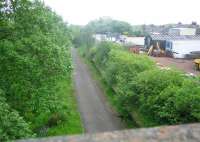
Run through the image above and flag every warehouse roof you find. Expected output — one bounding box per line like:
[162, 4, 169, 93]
[149, 34, 200, 41]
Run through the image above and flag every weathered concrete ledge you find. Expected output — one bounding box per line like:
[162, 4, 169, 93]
[17, 123, 200, 142]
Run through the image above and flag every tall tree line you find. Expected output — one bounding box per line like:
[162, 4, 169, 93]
[0, 0, 72, 141]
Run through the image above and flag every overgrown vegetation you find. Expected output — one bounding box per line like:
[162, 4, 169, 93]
[46, 79, 83, 136]
[0, 0, 82, 141]
[79, 41, 200, 127]
[0, 90, 33, 141]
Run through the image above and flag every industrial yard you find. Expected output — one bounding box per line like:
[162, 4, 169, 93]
[152, 57, 200, 75]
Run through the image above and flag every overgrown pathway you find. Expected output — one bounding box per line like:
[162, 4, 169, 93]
[72, 48, 124, 133]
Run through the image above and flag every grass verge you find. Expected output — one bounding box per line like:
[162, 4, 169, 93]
[47, 78, 83, 136]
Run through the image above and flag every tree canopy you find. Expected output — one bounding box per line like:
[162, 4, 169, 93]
[0, 0, 74, 140]
[85, 17, 134, 36]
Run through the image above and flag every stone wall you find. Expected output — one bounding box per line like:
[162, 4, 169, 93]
[17, 123, 200, 142]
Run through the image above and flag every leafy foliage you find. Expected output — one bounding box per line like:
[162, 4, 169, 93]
[0, 90, 33, 141]
[86, 17, 134, 36]
[0, 0, 82, 140]
[82, 41, 200, 126]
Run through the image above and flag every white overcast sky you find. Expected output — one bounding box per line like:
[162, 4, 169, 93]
[43, 0, 200, 25]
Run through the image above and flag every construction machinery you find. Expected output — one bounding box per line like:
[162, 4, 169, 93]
[147, 42, 165, 57]
[194, 59, 200, 70]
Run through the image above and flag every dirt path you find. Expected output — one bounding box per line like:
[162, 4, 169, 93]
[72, 48, 124, 133]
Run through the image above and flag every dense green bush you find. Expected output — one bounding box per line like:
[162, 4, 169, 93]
[133, 69, 186, 124]
[83, 41, 200, 126]
[93, 42, 115, 67]
[0, 90, 33, 141]
[0, 0, 75, 140]
[152, 78, 200, 124]
[105, 49, 155, 87]
[103, 49, 155, 117]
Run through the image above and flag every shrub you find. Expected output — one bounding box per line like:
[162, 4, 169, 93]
[135, 69, 183, 107]
[131, 69, 200, 125]
[104, 50, 155, 116]
[154, 79, 200, 124]
[82, 41, 200, 126]
[93, 42, 113, 67]
[47, 112, 67, 127]
[0, 0, 73, 138]
[0, 90, 33, 141]
[105, 49, 155, 87]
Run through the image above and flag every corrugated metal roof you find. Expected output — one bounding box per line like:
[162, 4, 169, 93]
[150, 34, 200, 41]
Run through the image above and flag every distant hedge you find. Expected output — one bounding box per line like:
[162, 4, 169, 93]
[82, 41, 200, 126]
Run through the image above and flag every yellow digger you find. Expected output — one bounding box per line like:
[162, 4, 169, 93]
[147, 42, 165, 57]
[194, 59, 200, 71]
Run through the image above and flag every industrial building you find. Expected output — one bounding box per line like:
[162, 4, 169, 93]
[145, 27, 200, 58]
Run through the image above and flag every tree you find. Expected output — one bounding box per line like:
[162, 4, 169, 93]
[0, 0, 73, 139]
[85, 17, 134, 36]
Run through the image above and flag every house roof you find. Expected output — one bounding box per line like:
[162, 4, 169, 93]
[150, 34, 200, 41]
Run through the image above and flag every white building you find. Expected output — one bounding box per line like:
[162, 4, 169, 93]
[169, 28, 196, 36]
[169, 40, 200, 58]
[93, 34, 107, 41]
[93, 34, 116, 42]
[145, 34, 200, 58]
[124, 37, 144, 46]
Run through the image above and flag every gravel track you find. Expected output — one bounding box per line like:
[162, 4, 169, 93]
[72, 48, 124, 133]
